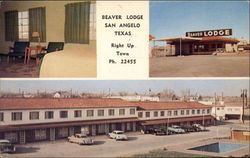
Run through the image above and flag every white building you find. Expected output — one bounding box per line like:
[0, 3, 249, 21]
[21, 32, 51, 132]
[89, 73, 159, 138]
[0, 98, 213, 144]
[211, 102, 243, 121]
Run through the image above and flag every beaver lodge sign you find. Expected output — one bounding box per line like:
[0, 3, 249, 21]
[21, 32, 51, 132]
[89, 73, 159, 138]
[186, 29, 232, 37]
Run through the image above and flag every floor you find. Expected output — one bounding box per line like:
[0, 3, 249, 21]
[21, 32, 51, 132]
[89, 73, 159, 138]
[0, 57, 39, 78]
[150, 54, 250, 77]
[3, 123, 249, 157]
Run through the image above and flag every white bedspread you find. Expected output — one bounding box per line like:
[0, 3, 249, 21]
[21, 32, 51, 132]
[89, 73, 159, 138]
[39, 47, 96, 78]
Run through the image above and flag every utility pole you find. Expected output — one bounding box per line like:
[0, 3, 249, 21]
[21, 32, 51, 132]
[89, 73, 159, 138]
[241, 89, 247, 124]
[214, 93, 217, 126]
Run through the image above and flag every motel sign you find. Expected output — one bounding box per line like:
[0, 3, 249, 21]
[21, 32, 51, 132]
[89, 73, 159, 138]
[186, 29, 232, 37]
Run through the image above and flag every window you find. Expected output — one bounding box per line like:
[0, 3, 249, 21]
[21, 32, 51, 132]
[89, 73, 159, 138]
[74, 110, 82, 118]
[192, 110, 195, 115]
[174, 110, 178, 116]
[4, 132, 18, 143]
[197, 110, 200, 114]
[154, 111, 158, 117]
[130, 109, 135, 115]
[29, 111, 39, 120]
[60, 111, 68, 118]
[18, 11, 29, 40]
[160, 111, 165, 117]
[146, 112, 150, 118]
[207, 109, 210, 114]
[119, 109, 125, 115]
[58, 127, 68, 138]
[181, 110, 184, 115]
[98, 109, 104, 116]
[108, 109, 115, 116]
[186, 110, 190, 115]
[167, 111, 172, 116]
[87, 110, 94, 117]
[202, 109, 205, 114]
[138, 112, 143, 118]
[228, 108, 232, 111]
[35, 129, 46, 140]
[89, 2, 96, 40]
[11, 112, 22, 121]
[0, 112, 3, 121]
[217, 108, 220, 110]
[45, 111, 54, 119]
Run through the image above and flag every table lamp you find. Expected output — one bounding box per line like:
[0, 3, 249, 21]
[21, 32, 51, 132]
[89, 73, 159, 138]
[32, 32, 40, 47]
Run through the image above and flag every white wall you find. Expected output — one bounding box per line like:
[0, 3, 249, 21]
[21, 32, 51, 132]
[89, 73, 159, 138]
[211, 106, 243, 120]
[0, 107, 137, 125]
[137, 108, 211, 120]
[0, 1, 96, 54]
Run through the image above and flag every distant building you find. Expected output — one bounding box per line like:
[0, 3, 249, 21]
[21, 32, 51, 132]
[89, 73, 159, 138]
[53, 91, 72, 98]
[109, 95, 160, 102]
[211, 102, 244, 121]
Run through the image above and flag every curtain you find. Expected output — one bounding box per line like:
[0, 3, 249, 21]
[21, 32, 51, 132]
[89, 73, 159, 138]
[65, 2, 90, 44]
[29, 7, 46, 42]
[5, 10, 18, 41]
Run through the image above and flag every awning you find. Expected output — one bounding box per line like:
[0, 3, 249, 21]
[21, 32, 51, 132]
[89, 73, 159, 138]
[0, 117, 139, 132]
[141, 116, 214, 126]
[153, 37, 202, 42]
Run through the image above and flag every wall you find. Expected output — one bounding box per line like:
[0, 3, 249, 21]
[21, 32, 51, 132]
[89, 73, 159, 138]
[137, 108, 211, 120]
[0, 1, 96, 54]
[0, 107, 137, 125]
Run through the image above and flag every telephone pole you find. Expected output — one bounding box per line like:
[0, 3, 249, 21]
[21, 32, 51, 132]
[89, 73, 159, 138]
[241, 89, 247, 124]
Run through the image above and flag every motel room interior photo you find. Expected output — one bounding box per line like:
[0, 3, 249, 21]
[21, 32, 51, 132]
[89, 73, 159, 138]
[0, 1, 96, 78]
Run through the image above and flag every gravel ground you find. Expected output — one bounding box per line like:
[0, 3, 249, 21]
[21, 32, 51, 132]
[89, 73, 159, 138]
[150, 54, 250, 77]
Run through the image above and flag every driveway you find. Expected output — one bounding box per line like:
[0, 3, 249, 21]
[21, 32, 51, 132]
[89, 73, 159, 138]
[3, 125, 233, 157]
[150, 54, 249, 77]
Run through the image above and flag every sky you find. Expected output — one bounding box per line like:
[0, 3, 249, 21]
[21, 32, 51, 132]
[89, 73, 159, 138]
[150, 1, 249, 42]
[0, 79, 248, 96]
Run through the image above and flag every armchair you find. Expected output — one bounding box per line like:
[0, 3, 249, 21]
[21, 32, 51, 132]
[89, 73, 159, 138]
[36, 42, 64, 65]
[5, 41, 30, 63]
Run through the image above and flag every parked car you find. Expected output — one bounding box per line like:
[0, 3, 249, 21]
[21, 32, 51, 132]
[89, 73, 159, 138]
[192, 124, 206, 132]
[180, 125, 196, 132]
[108, 130, 128, 140]
[0, 139, 15, 153]
[68, 133, 94, 145]
[168, 125, 185, 134]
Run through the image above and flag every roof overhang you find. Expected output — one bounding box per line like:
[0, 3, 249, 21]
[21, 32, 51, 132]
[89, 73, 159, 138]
[141, 116, 214, 126]
[153, 37, 202, 42]
[0, 117, 140, 132]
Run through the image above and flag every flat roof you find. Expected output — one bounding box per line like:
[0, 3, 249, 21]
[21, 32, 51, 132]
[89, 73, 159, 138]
[153, 37, 202, 42]
[153, 36, 239, 43]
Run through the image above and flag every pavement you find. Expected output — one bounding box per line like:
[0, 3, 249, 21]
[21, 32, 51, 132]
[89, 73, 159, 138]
[2, 122, 249, 157]
[150, 54, 250, 77]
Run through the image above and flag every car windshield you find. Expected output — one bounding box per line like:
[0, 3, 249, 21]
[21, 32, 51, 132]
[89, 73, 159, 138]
[116, 132, 124, 134]
[78, 135, 87, 138]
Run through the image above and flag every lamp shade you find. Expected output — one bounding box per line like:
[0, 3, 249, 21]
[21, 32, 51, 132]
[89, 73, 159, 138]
[32, 32, 40, 38]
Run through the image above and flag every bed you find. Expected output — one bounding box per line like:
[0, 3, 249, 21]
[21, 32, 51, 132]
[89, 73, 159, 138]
[39, 47, 96, 78]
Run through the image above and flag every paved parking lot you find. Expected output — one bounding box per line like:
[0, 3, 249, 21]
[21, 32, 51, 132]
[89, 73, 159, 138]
[150, 54, 249, 77]
[2, 124, 236, 157]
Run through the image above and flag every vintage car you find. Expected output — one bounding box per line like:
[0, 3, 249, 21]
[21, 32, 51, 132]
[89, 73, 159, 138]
[0, 139, 16, 153]
[68, 133, 94, 145]
[192, 124, 206, 132]
[167, 125, 185, 134]
[180, 125, 196, 132]
[108, 130, 128, 140]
